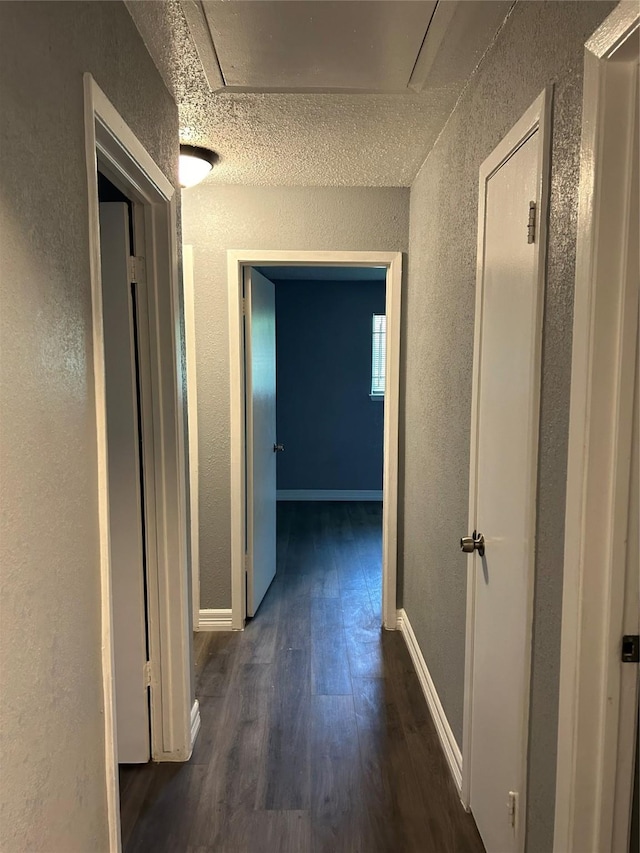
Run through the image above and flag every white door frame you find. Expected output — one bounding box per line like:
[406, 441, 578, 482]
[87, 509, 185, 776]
[84, 75, 195, 852]
[462, 88, 552, 848]
[554, 6, 640, 852]
[228, 250, 402, 631]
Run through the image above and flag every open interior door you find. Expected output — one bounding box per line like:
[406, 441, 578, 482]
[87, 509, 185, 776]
[99, 201, 150, 763]
[245, 267, 277, 617]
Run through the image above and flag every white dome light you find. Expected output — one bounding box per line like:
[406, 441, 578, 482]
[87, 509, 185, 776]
[179, 145, 219, 188]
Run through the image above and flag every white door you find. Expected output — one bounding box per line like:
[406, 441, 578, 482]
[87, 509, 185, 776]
[466, 114, 546, 852]
[245, 268, 277, 616]
[99, 202, 150, 763]
[183, 245, 201, 628]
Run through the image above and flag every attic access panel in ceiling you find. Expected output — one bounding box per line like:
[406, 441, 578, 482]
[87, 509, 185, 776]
[182, 0, 438, 93]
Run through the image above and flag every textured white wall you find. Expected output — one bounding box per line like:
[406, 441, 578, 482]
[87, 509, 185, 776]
[404, 2, 617, 851]
[0, 3, 179, 850]
[182, 186, 409, 608]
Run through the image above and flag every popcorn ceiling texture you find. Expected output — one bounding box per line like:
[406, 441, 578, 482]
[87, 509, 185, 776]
[0, 3, 180, 850]
[404, 2, 616, 851]
[182, 185, 409, 608]
[125, 0, 513, 187]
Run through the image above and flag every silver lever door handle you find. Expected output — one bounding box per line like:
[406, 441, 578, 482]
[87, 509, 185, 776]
[273, 443, 285, 452]
[460, 530, 485, 557]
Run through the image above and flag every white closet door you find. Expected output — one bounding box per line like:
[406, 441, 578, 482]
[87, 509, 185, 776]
[99, 202, 150, 763]
[468, 130, 541, 852]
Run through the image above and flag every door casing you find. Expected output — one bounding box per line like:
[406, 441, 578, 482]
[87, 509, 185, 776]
[554, 6, 640, 851]
[462, 88, 552, 852]
[84, 75, 195, 852]
[228, 250, 402, 631]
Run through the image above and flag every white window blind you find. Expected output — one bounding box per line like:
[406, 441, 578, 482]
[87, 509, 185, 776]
[371, 314, 386, 397]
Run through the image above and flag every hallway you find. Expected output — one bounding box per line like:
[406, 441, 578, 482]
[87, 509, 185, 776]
[120, 502, 484, 852]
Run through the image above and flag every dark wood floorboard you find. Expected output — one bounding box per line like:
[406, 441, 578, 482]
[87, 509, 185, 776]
[120, 501, 484, 853]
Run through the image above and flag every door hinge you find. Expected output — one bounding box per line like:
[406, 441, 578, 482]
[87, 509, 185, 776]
[143, 660, 152, 688]
[507, 791, 519, 830]
[527, 201, 536, 244]
[622, 635, 640, 663]
[128, 255, 146, 284]
[242, 296, 247, 316]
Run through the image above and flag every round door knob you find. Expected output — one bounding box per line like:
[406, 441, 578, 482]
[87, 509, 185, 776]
[460, 530, 485, 557]
[273, 443, 285, 452]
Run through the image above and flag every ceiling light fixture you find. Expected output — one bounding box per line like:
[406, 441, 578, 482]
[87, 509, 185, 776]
[179, 145, 219, 188]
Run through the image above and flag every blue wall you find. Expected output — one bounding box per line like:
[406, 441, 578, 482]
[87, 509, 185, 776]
[274, 278, 385, 491]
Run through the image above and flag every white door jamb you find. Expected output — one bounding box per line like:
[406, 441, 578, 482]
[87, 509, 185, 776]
[227, 250, 402, 632]
[84, 74, 194, 852]
[554, 7, 640, 852]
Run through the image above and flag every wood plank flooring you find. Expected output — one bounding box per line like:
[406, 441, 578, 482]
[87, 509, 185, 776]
[119, 502, 484, 853]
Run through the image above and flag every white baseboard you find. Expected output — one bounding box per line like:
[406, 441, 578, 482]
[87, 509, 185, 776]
[190, 699, 201, 751]
[276, 489, 383, 501]
[197, 608, 233, 631]
[397, 608, 463, 793]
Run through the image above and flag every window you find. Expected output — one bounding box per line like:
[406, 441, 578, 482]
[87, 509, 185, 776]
[370, 313, 386, 399]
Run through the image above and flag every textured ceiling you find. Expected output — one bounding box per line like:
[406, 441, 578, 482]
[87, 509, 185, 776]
[125, 0, 514, 187]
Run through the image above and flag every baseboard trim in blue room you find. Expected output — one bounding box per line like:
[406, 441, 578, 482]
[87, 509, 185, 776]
[276, 490, 383, 501]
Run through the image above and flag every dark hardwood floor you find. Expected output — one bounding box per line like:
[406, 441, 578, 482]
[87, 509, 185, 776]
[119, 502, 484, 853]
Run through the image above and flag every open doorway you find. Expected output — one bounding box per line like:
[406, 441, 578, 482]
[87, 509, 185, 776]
[84, 74, 195, 848]
[244, 265, 386, 630]
[228, 251, 402, 632]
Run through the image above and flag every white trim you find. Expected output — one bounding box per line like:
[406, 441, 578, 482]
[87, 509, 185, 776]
[408, 0, 459, 92]
[183, 245, 200, 629]
[276, 489, 383, 502]
[179, 0, 225, 92]
[83, 74, 122, 853]
[190, 699, 201, 751]
[197, 609, 234, 631]
[84, 73, 192, 850]
[228, 250, 402, 632]
[554, 7, 640, 852]
[462, 88, 552, 851]
[397, 609, 463, 793]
